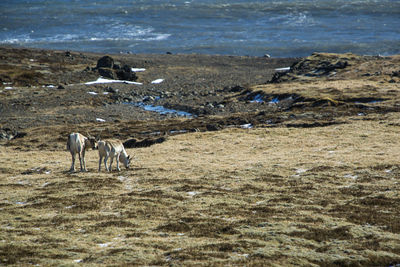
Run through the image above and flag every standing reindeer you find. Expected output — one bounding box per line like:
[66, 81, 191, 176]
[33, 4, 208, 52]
[66, 132, 97, 172]
[97, 139, 131, 172]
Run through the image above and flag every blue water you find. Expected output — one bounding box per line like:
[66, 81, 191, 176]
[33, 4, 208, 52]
[126, 102, 194, 117]
[1, 0, 399, 57]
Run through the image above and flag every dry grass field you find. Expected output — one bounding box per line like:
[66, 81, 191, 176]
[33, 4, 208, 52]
[2, 113, 400, 266]
[1, 49, 400, 266]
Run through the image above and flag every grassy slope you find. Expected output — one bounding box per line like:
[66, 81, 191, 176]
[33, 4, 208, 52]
[1, 114, 400, 266]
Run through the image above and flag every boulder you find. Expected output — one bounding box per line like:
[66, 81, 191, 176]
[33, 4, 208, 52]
[95, 56, 138, 81]
[116, 65, 137, 81]
[96, 56, 114, 69]
[97, 68, 116, 79]
[0, 129, 26, 140]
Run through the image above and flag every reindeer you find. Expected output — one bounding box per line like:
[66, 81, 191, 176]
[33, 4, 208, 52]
[97, 139, 131, 172]
[66, 132, 96, 172]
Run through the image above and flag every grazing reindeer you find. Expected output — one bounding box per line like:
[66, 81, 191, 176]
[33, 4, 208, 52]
[67, 132, 96, 172]
[97, 139, 131, 172]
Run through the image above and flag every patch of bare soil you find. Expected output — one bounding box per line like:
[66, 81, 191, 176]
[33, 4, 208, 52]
[1, 46, 400, 266]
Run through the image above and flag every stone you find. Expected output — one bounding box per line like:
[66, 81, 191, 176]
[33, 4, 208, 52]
[105, 86, 118, 93]
[96, 56, 114, 69]
[143, 96, 154, 102]
[206, 124, 221, 131]
[116, 65, 137, 81]
[97, 68, 115, 79]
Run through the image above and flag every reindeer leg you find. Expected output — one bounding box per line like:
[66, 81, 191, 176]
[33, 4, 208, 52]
[108, 153, 114, 172]
[98, 155, 102, 172]
[104, 156, 109, 171]
[78, 153, 83, 172]
[104, 153, 110, 171]
[82, 150, 87, 172]
[116, 153, 121, 172]
[70, 152, 76, 172]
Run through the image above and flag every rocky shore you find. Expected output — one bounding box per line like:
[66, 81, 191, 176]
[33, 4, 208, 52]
[0, 46, 297, 147]
[1, 46, 399, 149]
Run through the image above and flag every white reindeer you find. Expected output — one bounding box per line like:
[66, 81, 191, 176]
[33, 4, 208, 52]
[97, 139, 131, 172]
[66, 132, 96, 172]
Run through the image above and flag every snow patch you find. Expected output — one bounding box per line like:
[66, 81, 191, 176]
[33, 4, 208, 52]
[131, 68, 146, 72]
[151, 79, 164, 84]
[85, 77, 142, 85]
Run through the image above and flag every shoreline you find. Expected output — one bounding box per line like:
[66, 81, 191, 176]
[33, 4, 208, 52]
[0, 44, 300, 59]
[1, 46, 399, 134]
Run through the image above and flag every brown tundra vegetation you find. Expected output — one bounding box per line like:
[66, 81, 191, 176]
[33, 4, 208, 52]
[1, 47, 400, 266]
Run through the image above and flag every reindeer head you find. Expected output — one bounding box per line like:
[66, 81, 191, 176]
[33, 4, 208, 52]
[85, 136, 97, 150]
[126, 155, 132, 169]
[119, 154, 132, 169]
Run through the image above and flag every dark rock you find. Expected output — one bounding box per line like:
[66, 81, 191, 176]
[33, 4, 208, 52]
[21, 167, 50, 175]
[0, 129, 26, 140]
[0, 74, 12, 84]
[57, 85, 65, 90]
[269, 53, 357, 83]
[123, 96, 133, 102]
[123, 137, 167, 148]
[116, 65, 137, 81]
[286, 121, 342, 128]
[105, 86, 118, 93]
[98, 68, 116, 79]
[109, 94, 122, 101]
[206, 124, 221, 131]
[97, 56, 114, 69]
[229, 85, 245, 92]
[13, 132, 27, 139]
[143, 96, 154, 102]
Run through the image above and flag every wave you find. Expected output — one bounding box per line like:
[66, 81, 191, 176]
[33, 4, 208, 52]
[0, 25, 170, 45]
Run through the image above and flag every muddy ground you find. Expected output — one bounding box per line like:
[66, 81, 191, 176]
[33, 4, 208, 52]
[1, 46, 400, 266]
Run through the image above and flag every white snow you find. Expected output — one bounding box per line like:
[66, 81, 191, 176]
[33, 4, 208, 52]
[131, 68, 146, 72]
[151, 79, 164, 84]
[275, 67, 291, 71]
[98, 242, 113, 248]
[85, 77, 142, 85]
[240, 123, 253, 129]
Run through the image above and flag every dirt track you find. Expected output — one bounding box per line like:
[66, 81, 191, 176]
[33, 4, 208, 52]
[1, 47, 400, 266]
